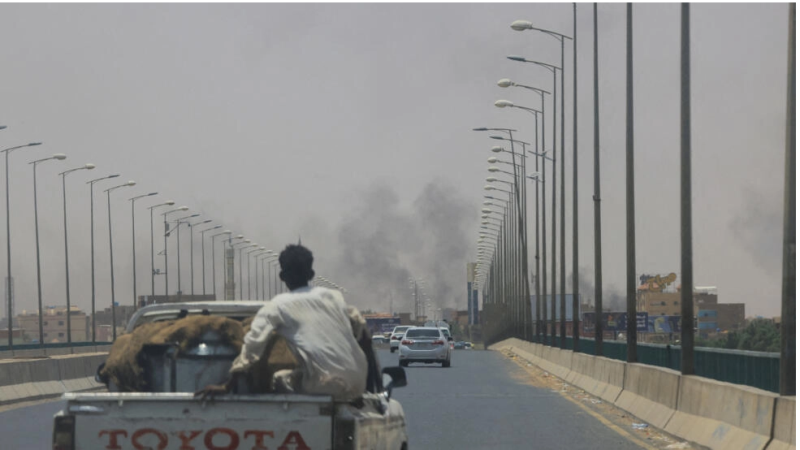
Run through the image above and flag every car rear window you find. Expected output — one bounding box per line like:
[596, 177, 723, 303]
[405, 329, 441, 338]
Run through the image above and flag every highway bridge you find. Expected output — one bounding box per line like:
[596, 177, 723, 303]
[0, 341, 793, 450]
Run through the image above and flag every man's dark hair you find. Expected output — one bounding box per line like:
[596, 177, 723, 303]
[279, 244, 315, 288]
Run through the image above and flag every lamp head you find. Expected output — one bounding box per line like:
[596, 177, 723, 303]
[510, 20, 533, 31]
[53, 153, 67, 160]
[494, 99, 514, 108]
[85, 163, 96, 170]
[497, 78, 514, 88]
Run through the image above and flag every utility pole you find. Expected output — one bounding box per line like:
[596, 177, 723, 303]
[625, 2, 638, 363]
[593, 2, 604, 356]
[572, 1, 580, 352]
[679, 3, 695, 375]
[779, 2, 795, 397]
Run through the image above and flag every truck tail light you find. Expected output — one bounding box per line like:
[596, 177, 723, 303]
[53, 415, 75, 450]
[432, 340, 445, 346]
[391, 335, 401, 340]
[401, 339, 414, 345]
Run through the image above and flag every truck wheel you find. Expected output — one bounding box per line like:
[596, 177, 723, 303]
[442, 360, 451, 368]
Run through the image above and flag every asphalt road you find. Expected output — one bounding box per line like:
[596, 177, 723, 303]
[2, 348, 647, 449]
[377, 347, 646, 450]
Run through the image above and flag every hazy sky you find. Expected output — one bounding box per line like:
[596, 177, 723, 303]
[0, 2, 790, 319]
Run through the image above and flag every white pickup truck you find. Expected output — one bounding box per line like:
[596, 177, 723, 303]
[52, 301, 409, 450]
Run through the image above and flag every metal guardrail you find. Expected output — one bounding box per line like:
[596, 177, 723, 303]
[534, 336, 780, 393]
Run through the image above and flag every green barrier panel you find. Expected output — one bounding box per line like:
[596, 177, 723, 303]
[522, 335, 779, 393]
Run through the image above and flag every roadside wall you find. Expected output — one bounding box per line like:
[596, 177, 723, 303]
[490, 338, 793, 450]
[0, 353, 106, 405]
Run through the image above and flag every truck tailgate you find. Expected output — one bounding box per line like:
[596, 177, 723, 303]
[62, 392, 333, 450]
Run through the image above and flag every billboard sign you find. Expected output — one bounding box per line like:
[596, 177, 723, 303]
[581, 312, 649, 333]
[647, 315, 682, 333]
[365, 317, 401, 336]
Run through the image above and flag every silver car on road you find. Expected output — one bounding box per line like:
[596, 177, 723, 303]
[398, 326, 452, 367]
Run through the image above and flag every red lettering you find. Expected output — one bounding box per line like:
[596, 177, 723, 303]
[204, 427, 240, 450]
[244, 430, 275, 450]
[277, 431, 310, 450]
[131, 428, 169, 450]
[99, 430, 128, 450]
[175, 430, 202, 450]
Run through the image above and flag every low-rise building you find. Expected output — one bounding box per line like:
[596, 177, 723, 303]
[16, 306, 89, 343]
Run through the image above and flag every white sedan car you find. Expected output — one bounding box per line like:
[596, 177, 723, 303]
[398, 326, 452, 368]
[389, 325, 412, 353]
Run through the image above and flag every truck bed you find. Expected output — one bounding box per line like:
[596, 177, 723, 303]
[60, 392, 334, 450]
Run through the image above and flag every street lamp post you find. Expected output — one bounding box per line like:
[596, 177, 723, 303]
[59, 163, 95, 343]
[269, 259, 280, 297]
[30, 153, 66, 345]
[231, 240, 252, 299]
[261, 253, 275, 300]
[511, 20, 573, 349]
[88, 173, 120, 343]
[489, 134, 531, 341]
[243, 245, 260, 299]
[3, 141, 42, 346]
[171, 213, 200, 295]
[162, 206, 189, 298]
[251, 248, 267, 299]
[147, 201, 175, 299]
[227, 236, 245, 300]
[625, 3, 638, 363]
[592, 3, 604, 355]
[129, 192, 158, 310]
[104, 180, 136, 341]
[199, 225, 222, 296]
[210, 230, 231, 299]
[506, 55, 561, 345]
[187, 219, 211, 296]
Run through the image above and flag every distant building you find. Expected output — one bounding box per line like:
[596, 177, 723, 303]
[637, 291, 682, 316]
[16, 306, 89, 343]
[456, 310, 469, 328]
[0, 328, 25, 346]
[397, 312, 412, 325]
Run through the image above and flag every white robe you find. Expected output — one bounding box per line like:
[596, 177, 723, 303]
[230, 286, 368, 401]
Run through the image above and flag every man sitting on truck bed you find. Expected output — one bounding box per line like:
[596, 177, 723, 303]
[198, 244, 368, 401]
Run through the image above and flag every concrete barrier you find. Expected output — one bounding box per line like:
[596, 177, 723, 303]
[565, 352, 624, 404]
[766, 396, 795, 450]
[538, 346, 572, 380]
[489, 340, 794, 450]
[0, 353, 106, 405]
[614, 363, 680, 429]
[665, 375, 777, 450]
